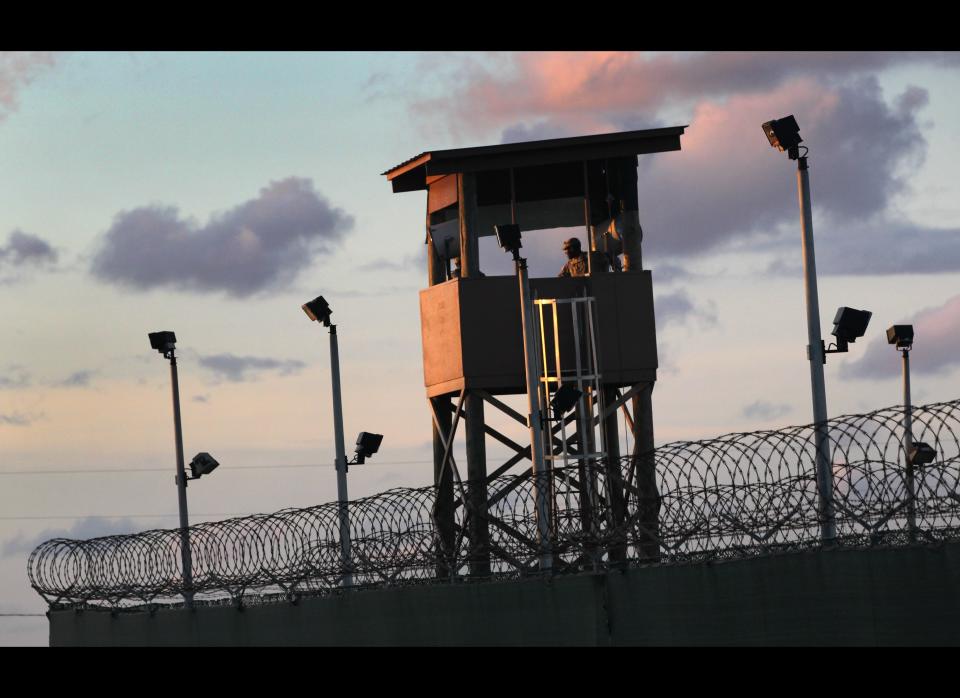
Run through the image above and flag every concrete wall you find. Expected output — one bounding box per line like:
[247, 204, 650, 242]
[49, 543, 960, 646]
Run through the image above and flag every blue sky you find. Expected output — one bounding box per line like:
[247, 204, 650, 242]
[2, 51, 959, 645]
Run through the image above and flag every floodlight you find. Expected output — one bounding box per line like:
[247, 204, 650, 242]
[886, 324, 914, 350]
[428, 219, 461, 260]
[302, 296, 332, 326]
[832, 307, 872, 345]
[909, 441, 937, 466]
[494, 224, 523, 257]
[550, 384, 582, 415]
[354, 431, 383, 464]
[189, 452, 219, 478]
[762, 115, 803, 158]
[148, 331, 177, 355]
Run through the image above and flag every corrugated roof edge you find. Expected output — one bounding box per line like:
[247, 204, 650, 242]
[381, 125, 688, 179]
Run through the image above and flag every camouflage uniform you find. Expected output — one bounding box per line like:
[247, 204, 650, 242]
[559, 251, 609, 277]
[559, 252, 590, 277]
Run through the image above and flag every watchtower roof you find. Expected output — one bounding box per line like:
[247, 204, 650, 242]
[382, 126, 687, 193]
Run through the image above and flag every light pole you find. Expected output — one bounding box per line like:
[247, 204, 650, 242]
[764, 118, 872, 545]
[888, 324, 917, 540]
[763, 115, 840, 543]
[148, 332, 222, 607]
[494, 224, 552, 571]
[149, 330, 226, 608]
[302, 296, 355, 587]
[147, 330, 193, 606]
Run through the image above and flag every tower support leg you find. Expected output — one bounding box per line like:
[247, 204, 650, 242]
[602, 385, 627, 565]
[432, 395, 455, 578]
[464, 392, 490, 577]
[632, 383, 660, 561]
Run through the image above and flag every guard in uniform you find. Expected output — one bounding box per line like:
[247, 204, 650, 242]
[559, 237, 607, 276]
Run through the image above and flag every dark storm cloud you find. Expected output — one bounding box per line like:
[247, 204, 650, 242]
[198, 353, 306, 383]
[90, 177, 354, 298]
[0, 230, 58, 267]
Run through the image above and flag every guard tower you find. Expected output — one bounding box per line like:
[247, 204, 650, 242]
[383, 127, 686, 576]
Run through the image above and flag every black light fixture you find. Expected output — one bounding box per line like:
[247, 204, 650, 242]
[188, 452, 220, 479]
[827, 306, 872, 354]
[148, 331, 177, 357]
[887, 324, 914, 350]
[494, 223, 523, 260]
[909, 441, 937, 466]
[550, 384, 582, 416]
[302, 295, 332, 327]
[762, 115, 803, 159]
[353, 431, 383, 465]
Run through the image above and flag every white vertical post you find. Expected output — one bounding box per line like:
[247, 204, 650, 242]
[796, 155, 836, 543]
[169, 353, 194, 608]
[328, 325, 354, 587]
[902, 349, 917, 540]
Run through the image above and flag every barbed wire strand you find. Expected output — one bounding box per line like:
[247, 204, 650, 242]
[26, 400, 960, 610]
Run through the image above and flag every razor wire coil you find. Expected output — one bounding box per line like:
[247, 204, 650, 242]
[28, 400, 960, 608]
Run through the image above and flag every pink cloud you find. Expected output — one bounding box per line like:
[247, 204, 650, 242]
[0, 52, 56, 121]
[844, 294, 960, 379]
[410, 53, 941, 266]
[636, 78, 844, 254]
[409, 51, 956, 141]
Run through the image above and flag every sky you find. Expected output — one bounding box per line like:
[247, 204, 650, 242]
[1, 51, 959, 645]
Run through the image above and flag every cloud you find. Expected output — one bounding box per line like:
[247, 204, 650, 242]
[198, 353, 306, 382]
[500, 119, 580, 144]
[90, 177, 354, 298]
[337, 284, 419, 298]
[816, 220, 960, 276]
[56, 370, 96, 388]
[0, 230, 58, 267]
[0, 367, 30, 390]
[655, 290, 717, 328]
[636, 76, 930, 259]
[651, 263, 694, 284]
[842, 294, 960, 380]
[193, 394, 210, 403]
[742, 401, 793, 421]
[0, 52, 56, 122]
[0, 411, 37, 427]
[357, 249, 425, 272]
[411, 52, 958, 140]
[2, 517, 141, 558]
[407, 52, 954, 275]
